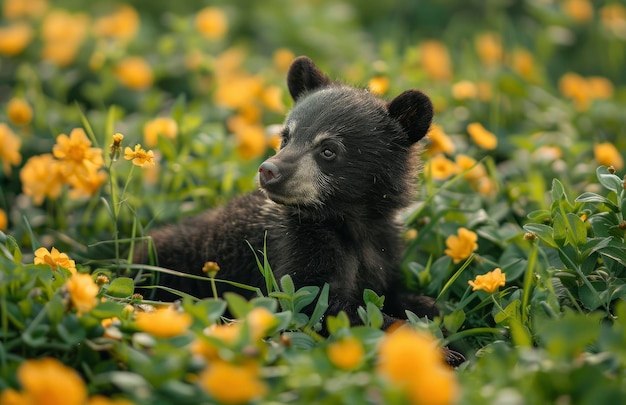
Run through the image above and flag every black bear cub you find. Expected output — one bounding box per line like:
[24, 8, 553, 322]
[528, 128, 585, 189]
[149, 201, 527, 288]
[138, 56, 463, 364]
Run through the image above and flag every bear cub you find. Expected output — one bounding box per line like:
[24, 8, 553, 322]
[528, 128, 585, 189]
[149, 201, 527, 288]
[138, 56, 463, 364]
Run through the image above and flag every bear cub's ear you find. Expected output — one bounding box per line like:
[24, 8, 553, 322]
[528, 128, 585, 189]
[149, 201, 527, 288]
[387, 90, 433, 144]
[287, 56, 332, 101]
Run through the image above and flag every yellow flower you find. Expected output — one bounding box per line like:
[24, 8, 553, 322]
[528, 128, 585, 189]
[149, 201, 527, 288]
[234, 124, 267, 160]
[261, 85, 286, 113]
[327, 337, 365, 370]
[214, 75, 264, 110]
[0, 388, 26, 405]
[455, 154, 487, 182]
[67, 165, 108, 199]
[475, 32, 503, 67]
[444, 227, 478, 263]
[247, 307, 278, 341]
[0, 123, 22, 175]
[273, 48, 295, 72]
[7, 97, 33, 126]
[16, 358, 87, 405]
[420, 40, 452, 81]
[110, 133, 124, 161]
[468, 267, 506, 293]
[559, 72, 588, 109]
[143, 117, 178, 147]
[124, 144, 155, 167]
[53, 128, 104, 178]
[193, 323, 243, 360]
[93, 5, 140, 43]
[66, 273, 100, 315]
[594, 142, 624, 170]
[115, 56, 154, 90]
[198, 361, 267, 404]
[451, 80, 477, 100]
[0, 22, 33, 56]
[467, 122, 498, 150]
[562, 0, 594, 22]
[426, 124, 455, 155]
[206, 323, 241, 344]
[587, 76, 614, 99]
[427, 154, 459, 181]
[2, 0, 48, 19]
[135, 307, 192, 338]
[511, 48, 538, 82]
[377, 327, 459, 405]
[0, 208, 7, 231]
[368, 76, 390, 95]
[40, 10, 89, 66]
[41, 10, 89, 43]
[600, 3, 626, 37]
[213, 47, 245, 76]
[558, 72, 616, 109]
[34, 246, 77, 273]
[195, 7, 228, 40]
[20, 154, 64, 205]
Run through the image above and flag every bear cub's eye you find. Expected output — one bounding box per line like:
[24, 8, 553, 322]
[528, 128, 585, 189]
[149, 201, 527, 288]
[279, 127, 290, 149]
[320, 148, 336, 160]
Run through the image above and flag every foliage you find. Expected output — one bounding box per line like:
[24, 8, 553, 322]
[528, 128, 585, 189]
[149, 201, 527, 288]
[1, 0, 626, 404]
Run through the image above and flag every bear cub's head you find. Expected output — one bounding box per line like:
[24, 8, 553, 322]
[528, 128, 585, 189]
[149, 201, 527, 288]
[258, 56, 433, 218]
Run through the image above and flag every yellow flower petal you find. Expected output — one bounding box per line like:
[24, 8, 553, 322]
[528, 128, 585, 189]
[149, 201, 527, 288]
[467, 122, 497, 150]
[468, 267, 506, 293]
[444, 228, 478, 263]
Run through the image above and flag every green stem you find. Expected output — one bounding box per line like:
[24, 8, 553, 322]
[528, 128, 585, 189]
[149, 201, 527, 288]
[521, 242, 538, 326]
[442, 327, 505, 345]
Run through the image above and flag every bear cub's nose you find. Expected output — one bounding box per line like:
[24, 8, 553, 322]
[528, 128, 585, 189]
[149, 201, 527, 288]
[258, 161, 281, 186]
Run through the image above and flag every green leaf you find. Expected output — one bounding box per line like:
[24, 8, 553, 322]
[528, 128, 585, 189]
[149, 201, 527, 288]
[596, 166, 624, 193]
[588, 213, 620, 238]
[535, 310, 604, 359]
[250, 297, 278, 313]
[578, 282, 606, 310]
[293, 286, 320, 313]
[600, 245, 626, 268]
[366, 301, 383, 329]
[566, 213, 587, 248]
[443, 309, 466, 333]
[553, 213, 567, 246]
[363, 289, 385, 309]
[581, 237, 613, 259]
[526, 209, 551, 222]
[575, 192, 620, 212]
[551, 178, 567, 203]
[224, 292, 251, 319]
[523, 223, 557, 248]
[282, 331, 317, 349]
[91, 300, 125, 319]
[22, 324, 50, 347]
[57, 314, 86, 345]
[494, 299, 520, 324]
[280, 274, 295, 296]
[202, 299, 227, 323]
[106, 277, 135, 298]
[326, 311, 350, 334]
[306, 283, 329, 328]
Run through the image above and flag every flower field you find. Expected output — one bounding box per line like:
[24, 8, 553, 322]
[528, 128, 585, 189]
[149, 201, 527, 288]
[1, 0, 626, 404]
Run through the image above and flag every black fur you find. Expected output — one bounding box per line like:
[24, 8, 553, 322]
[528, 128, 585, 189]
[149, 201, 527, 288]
[136, 56, 463, 365]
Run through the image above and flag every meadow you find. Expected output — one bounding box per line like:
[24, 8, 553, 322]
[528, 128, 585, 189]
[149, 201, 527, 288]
[1, 0, 626, 404]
